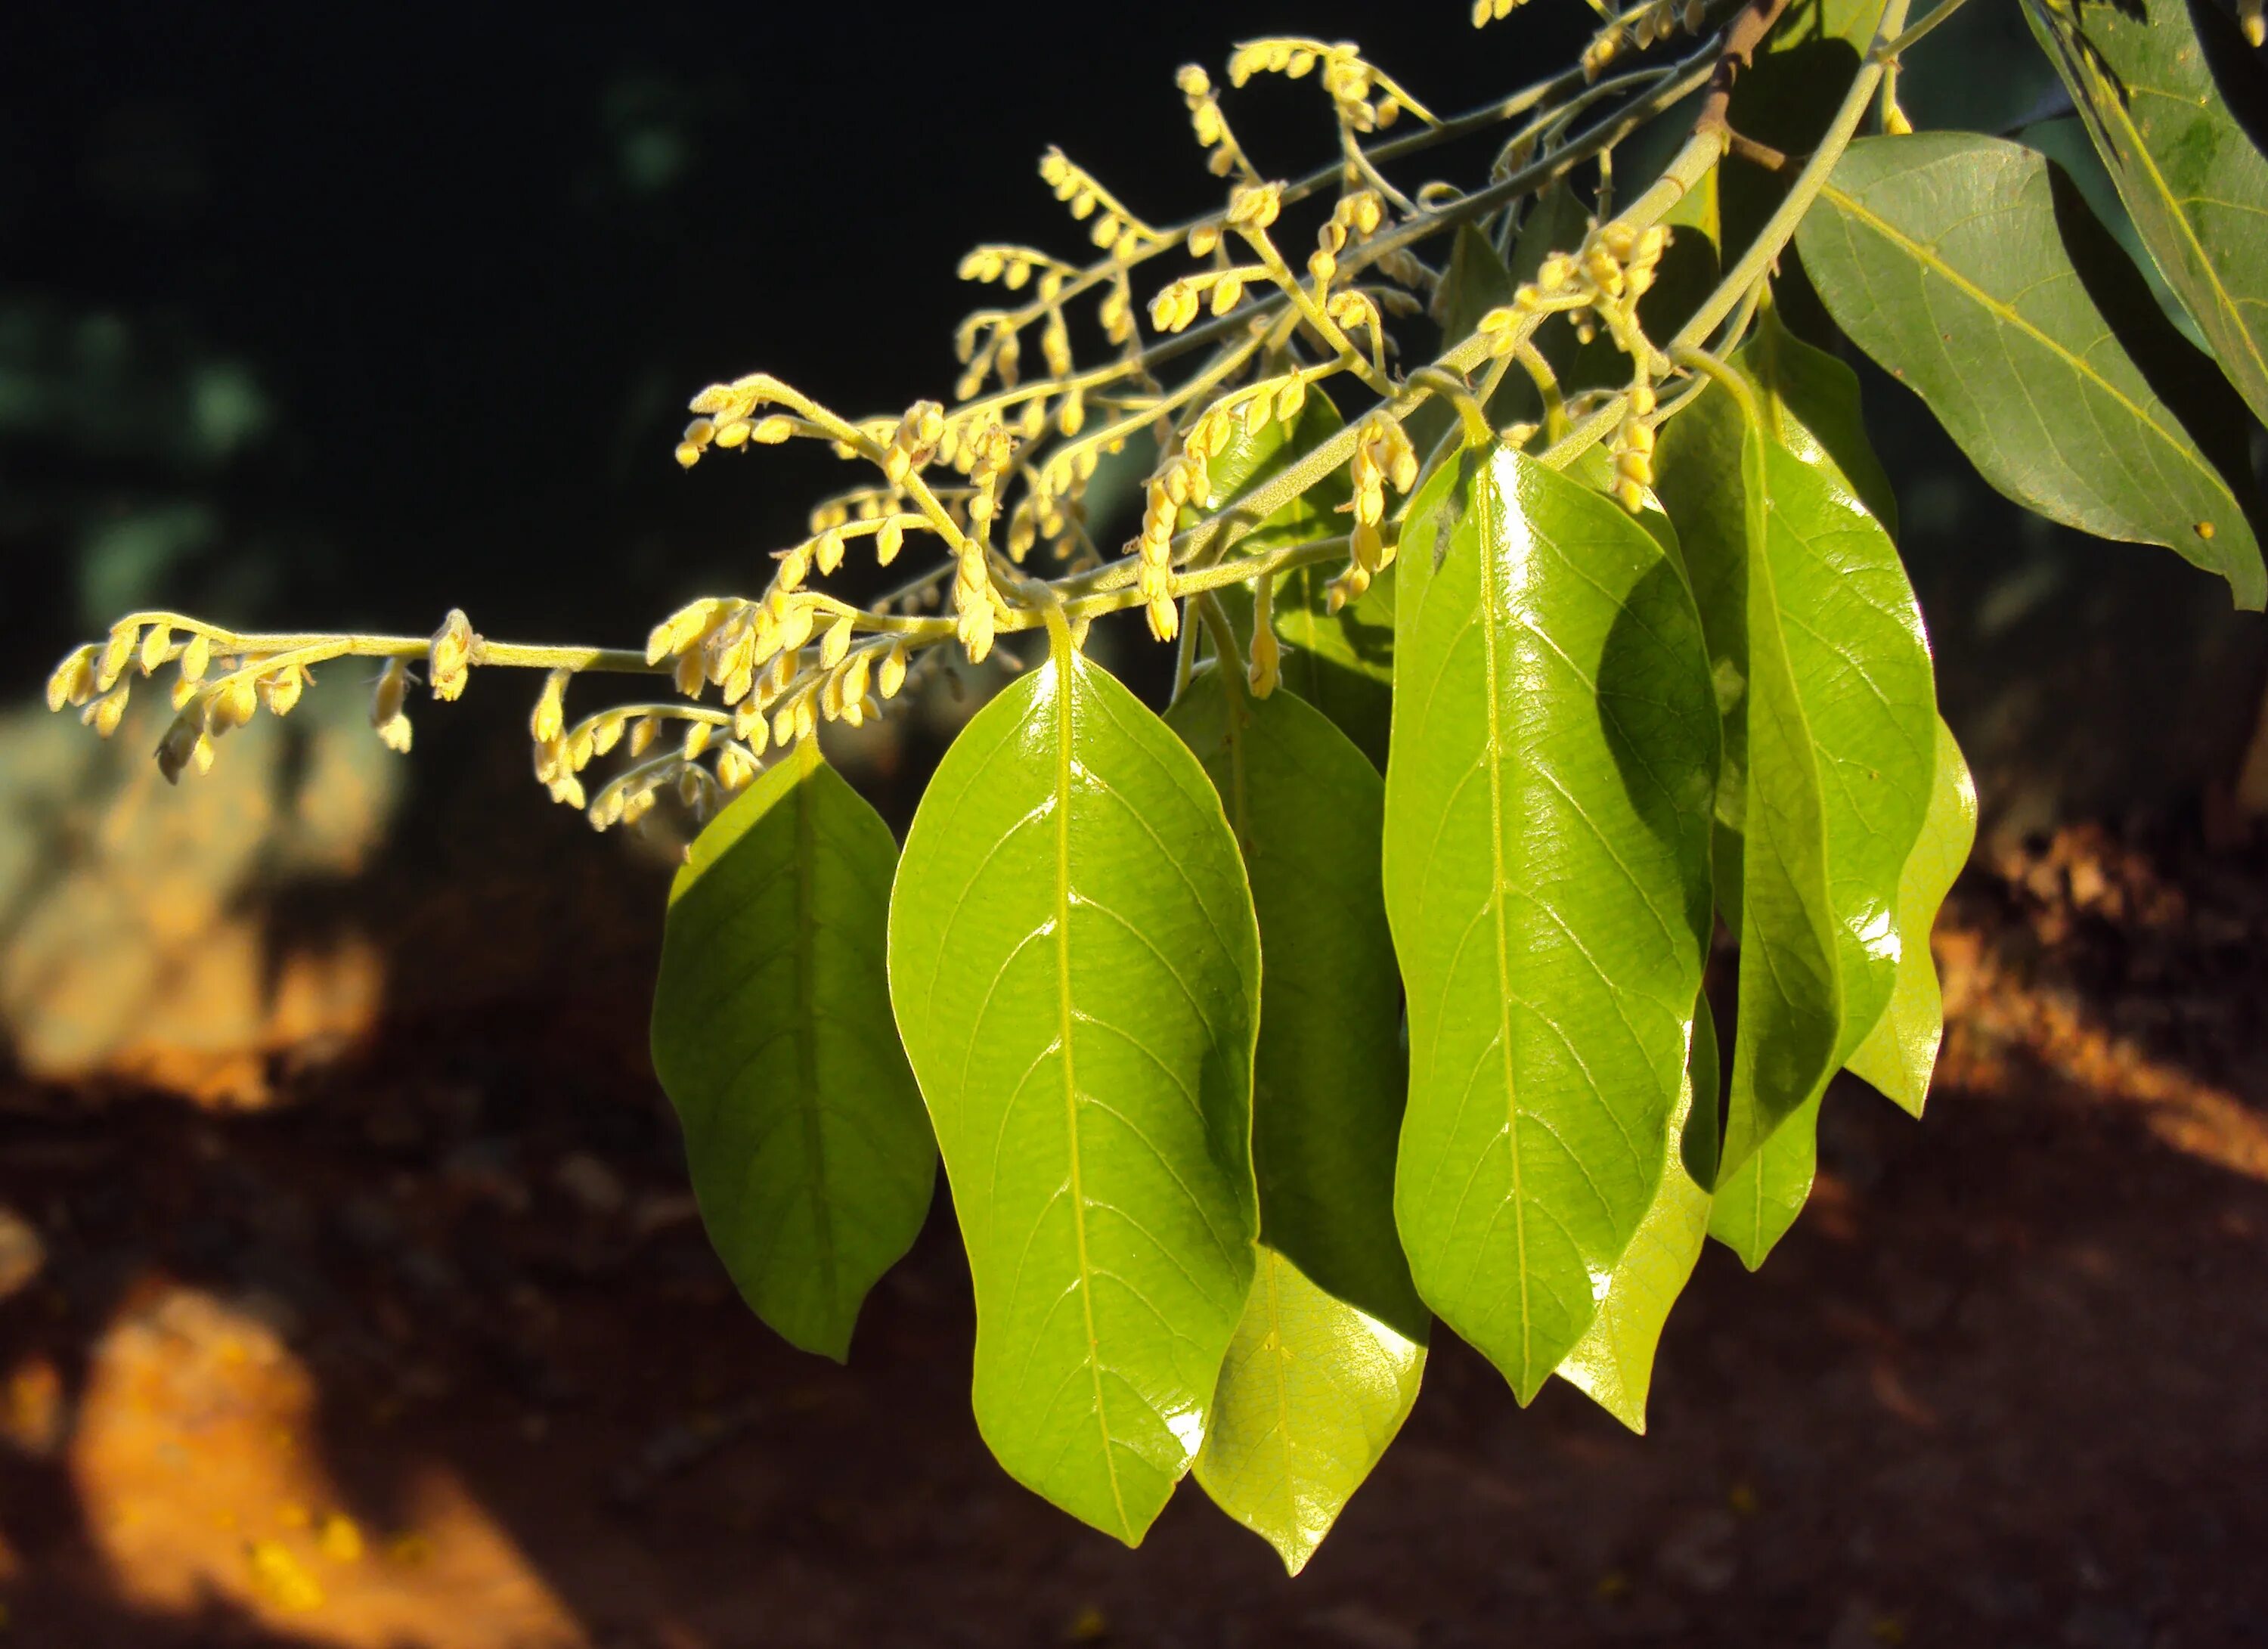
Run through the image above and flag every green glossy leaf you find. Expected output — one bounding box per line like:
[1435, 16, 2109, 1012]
[1204, 391, 1396, 768]
[651, 738, 936, 1361]
[2024, 0, 2268, 427]
[1797, 132, 2265, 607]
[1847, 716, 1978, 1116]
[886, 647, 1262, 1545]
[1709, 1090, 1819, 1269]
[1163, 666, 1422, 1338]
[1384, 445, 1718, 1402]
[1554, 989, 1718, 1433]
[1653, 380, 1938, 1183]
[1192, 1247, 1424, 1576]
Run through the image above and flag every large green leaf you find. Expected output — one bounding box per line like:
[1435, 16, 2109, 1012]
[1202, 392, 1396, 768]
[1653, 380, 1938, 1183]
[2023, 0, 2268, 428]
[886, 647, 1262, 1545]
[1554, 990, 1718, 1433]
[1846, 716, 1978, 1116]
[651, 738, 936, 1361]
[1192, 1247, 1424, 1576]
[1797, 132, 2265, 608]
[1163, 666, 1421, 1337]
[1167, 662, 1424, 1572]
[1742, 302, 1899, 538]
[1384, 445, 1718, 1402]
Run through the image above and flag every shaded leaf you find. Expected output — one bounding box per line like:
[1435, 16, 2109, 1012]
[1847, 716, 1978, 1115]
[651, 738, 936, 1361]
[1164, 666, 1422, 1338]
[2019, 116, 2210, 349]
[1797, 132, 2264, 607]
[2023, 0, 2268, 426]
[1554, 989, 1719, 1432]
[1384, 445, 1718, 1401]
[887, 648, 1262, 1545]
[1193, 1248, 1425, 1576]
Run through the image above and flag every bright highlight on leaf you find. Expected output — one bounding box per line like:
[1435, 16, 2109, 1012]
[652, 737, 936, 1361]
[887, 646, 1262, 1546]
[1384, 445, 1718, 1403]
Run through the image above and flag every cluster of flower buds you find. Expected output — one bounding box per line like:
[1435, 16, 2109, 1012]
[1470, 0, 1532, 26]
[1039, 149, 1157, 258]
[1224, 181, 1284, 238]
[1177, 65, 1247, 181]
[1479, 217, 1672, 360]
[1631, 0, 1709, 50]
[883, 401, 949, 486]
[1227, 40, 1420, 134]
[1332, 414, 1419, 609]
[1148, 263, 1264, 333]
[677, 373, 801, 468]
[1136, 451, 1214, 641]
[964, 420, 1017, 541]
[1310, 189, 1385, 287]
[1610, 380, 1660, 513]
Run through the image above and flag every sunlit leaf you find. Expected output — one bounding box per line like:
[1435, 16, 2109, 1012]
[1742, 302, 1899, 538]
[1384, 445, 1718, 1401]
[1554, 990, 1718, 1433]
[1846, 716, 1978, 1116]
[886, 647, 1262, 1545]
[1193, 1247, 1424, 1576]
[1797, 132, 2264, 607]
[2023, 0, 2268, 428]
[651, 738, 936, 1361]
[1204, 391, 1396, 767]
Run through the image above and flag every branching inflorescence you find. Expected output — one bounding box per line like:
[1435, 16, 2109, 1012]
[48, 0, 1898, 837]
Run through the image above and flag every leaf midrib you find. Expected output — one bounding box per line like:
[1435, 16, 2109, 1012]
[1054, 660, 1130, 1538]
[1817, 175, 2229, 498]
[793, 755, 839, 1324]
[1473, 466, 1532, 1387]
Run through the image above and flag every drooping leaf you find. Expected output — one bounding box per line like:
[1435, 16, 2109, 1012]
[1167, 664, 1425, 1570]
[2023, 0, 2268, 428]
[1192, 1247, 1425, 1576]
[1846, 716, 1978, 1115]
[1163, 665, 1422, 1338]
[1797, 132, 2265, 608]
[651, 737, 936, 1361]
[1554, 988, 1719, 1432]
[1653, 377, 1938, 1184]
[1384, 445, 1718, 1402]
[1709, 1090, 1820, 1269]
[886, 646, 1263, 1545]
[1203, 390, 1396, 768]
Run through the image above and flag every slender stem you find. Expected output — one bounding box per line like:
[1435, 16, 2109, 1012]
[1874, 0, 1969, 60]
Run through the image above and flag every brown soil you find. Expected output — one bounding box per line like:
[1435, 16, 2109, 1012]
[4, 819, 2266, 1649]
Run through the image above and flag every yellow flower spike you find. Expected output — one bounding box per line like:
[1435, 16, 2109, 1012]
[429, 609, 476, 702]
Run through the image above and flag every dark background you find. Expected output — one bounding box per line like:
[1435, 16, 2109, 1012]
[4, 4, 2268, 1647]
